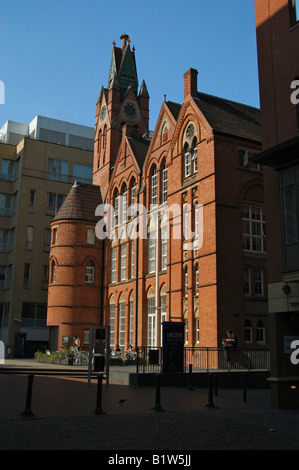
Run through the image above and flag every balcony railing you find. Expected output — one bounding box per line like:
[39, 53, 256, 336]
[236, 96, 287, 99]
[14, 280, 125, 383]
[134, 346, 270, 373]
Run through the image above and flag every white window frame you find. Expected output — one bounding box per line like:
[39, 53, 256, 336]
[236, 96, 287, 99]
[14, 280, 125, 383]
[110, 304, 115, 348]
[111, 248, 116, 283]
[118, 302, 126, 348]
[184, 152, 191, 178]
[162, 166, 167, 203]
[129, 301, 134, 346]
[121, 188, 127, 224]
[147, 298, 156, 348]
[192, 148, 197, 173]
[242, 205, 266, 253]
[120, 244, 126, 280]
[151, 167, 158, 207]
[85, 261, 95, 283]
[148, 233, 156, 273]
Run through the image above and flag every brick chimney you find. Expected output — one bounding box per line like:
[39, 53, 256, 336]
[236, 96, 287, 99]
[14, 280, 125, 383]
[183, 68, 198, 98]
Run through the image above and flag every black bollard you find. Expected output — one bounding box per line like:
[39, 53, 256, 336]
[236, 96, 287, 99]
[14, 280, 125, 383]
[205, 373, 215, 409]
[187, 364, 194, 391]
[243, 373, 247, 402]
[21, 374, 35, 416]
[95, 374, 105, 414]
[153, 373, 163, 411]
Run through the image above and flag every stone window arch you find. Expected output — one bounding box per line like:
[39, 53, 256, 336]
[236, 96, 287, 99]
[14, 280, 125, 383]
[182, 122, 198, 179]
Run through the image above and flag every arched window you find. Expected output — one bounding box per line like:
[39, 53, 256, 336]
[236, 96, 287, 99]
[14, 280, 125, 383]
[121, 184, 127, 224]
[161, 160, 167, 203]
[103, 125, 107, 163]
[147, 287, 156, 348]
[256, 320, 265, 344]
[50, 259, 56, 283]
[118, 293, 126, 349]
[184, 143, 191, 178]
[183, 122, 198, 178]
[85, 260, 95, 283]
[97, 130, 102, 168]
[150, 165, 158, 207]
[129, 291, 134, 346]
[113, 189, 119, 227]
[109, 295, 115, 348]
[245, 319, 252, 343]
[131, 177, 136, 208]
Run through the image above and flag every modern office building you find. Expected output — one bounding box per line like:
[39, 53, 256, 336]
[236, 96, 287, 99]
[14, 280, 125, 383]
[47, 35, 268, 355]
[254, 0, 299, 408]
[0, 116, 94, 357]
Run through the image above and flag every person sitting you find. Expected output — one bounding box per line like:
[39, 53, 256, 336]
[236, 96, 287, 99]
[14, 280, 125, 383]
[222, 329, 237, 349]
[222, 329, 237, 362]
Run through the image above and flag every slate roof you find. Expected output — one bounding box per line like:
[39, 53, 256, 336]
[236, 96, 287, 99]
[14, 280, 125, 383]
[127, 134, 151, 169]
[53, 182, 102, 223]
[166, 101, 182, 121]
[194, 92, 261, 142]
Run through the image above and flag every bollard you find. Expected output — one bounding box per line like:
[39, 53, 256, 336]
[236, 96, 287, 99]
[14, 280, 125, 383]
[186, 364, 194, 391]
[243, 373, 247, 402]
[95, 374, 105, 414]
[21, 374, 35, 416]
[153, 373, 163, 411]
[205, 374, 215, 409]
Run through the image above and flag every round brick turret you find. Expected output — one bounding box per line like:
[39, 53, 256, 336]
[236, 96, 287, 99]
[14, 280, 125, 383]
[47, 182, 103, 351]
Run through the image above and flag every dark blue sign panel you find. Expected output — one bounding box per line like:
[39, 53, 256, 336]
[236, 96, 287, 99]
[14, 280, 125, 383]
[162, 322, 185, 373]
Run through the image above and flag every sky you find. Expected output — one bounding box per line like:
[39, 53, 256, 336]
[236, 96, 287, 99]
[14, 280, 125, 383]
[0, 0, 260, 132]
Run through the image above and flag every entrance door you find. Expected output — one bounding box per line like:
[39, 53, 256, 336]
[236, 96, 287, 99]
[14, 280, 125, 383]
[14, 332, 26, 358]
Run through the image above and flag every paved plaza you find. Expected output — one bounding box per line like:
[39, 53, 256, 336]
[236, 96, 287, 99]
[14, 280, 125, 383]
[0, 360, 298, 451]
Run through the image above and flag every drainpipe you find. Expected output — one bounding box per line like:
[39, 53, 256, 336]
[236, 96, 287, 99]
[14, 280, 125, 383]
[135, 171, 142, 373]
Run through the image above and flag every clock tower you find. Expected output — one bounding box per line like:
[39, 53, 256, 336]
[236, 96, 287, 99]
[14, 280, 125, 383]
[93, 34, 149, 197]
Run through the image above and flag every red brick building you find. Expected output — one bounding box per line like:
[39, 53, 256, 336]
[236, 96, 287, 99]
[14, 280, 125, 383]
[47, 34, 267, 353]
[254, 0, 299, 408]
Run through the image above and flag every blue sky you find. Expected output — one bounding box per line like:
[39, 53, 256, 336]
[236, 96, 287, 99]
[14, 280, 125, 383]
[0, 0, 260, 131]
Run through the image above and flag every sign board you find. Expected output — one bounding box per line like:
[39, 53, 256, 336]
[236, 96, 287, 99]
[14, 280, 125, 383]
[95, 328, 106, 340]
[162, 321, 184, 373]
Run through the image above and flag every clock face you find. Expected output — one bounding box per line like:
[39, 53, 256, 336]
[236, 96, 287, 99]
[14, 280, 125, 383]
[186, 124, 194, 139]
[124, 103, 137, 118]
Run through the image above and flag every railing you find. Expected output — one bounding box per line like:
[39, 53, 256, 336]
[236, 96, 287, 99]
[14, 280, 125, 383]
[135, 346, 270, 373]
